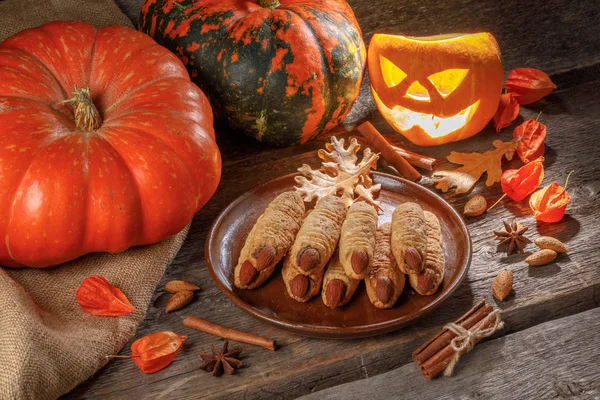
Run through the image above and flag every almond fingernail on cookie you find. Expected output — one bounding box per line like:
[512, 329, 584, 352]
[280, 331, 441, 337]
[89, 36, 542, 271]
[339, 202, 378, 279]
[391, 202, 427, 275]
[234, 191, 305, 289]
[409, 211, 445, 295]
[365, 223, 405, 309]
[322, 252, 360, 309]
[289, 195, 347, 274]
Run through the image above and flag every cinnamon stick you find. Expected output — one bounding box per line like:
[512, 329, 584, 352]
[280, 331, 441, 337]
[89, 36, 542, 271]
[356, 122, 422, 182]
[391, 145, 437, 171]
[419, 310, 498, 379]
[183, 316, 276, 351]
[412, 300, 491, 365]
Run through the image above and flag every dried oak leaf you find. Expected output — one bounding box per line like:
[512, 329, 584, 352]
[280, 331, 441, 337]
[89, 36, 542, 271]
[295, 137, 381, 209]
[355, 183, 382, 207]
[433, 138, 519, 194]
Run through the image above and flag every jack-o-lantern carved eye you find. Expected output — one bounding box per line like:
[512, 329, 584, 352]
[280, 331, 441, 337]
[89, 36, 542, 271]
[404, 68, 470, 102]
[405, 81, 431, 101]
[427, 68, 469, 98]
[380, 55, 407, 88]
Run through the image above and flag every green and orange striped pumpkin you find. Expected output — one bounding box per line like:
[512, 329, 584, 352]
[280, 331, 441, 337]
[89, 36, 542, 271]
[140, 0, 366, 147]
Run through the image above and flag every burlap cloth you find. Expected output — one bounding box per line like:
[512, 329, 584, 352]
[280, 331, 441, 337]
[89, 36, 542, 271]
[0, 1, 191, 399]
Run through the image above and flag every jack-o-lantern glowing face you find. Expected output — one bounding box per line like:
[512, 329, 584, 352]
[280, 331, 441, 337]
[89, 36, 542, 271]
[369, 33, 503, 146]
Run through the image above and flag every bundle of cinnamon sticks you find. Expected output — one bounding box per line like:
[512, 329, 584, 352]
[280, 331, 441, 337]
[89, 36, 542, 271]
[356, 122, 437, 182]
[412, 300, 499, 379]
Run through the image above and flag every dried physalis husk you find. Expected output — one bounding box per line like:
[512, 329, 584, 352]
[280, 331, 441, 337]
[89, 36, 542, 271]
[131, 332, 186, 373]
[534, 236, 568, 253]
[107, 331, 187, 374]
[506, 68, 557, 105]
[494, 93, 520, 132]
[492, 270, 513, 301]
[464, 194, 487, 217]
[76, 276, 136, 316]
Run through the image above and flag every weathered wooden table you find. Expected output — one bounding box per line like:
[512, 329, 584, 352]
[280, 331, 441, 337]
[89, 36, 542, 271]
[66, 0, 600, 398]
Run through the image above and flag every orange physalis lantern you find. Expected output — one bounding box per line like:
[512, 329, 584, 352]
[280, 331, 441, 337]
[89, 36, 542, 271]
[494, 93, 520, 132]
[107, 331, 187, 374]
[76, 276, 136, 317]
[506, 68, 557, 105]
[130, 331, 187, 373]
[501, 157, 545, 201]
[368, 33, 503, 146]
[530, 182, 572, 223]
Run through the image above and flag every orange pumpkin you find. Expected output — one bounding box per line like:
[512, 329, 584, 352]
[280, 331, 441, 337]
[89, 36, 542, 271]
[368, 33, 503, 146]
[0, 22, 221, 268]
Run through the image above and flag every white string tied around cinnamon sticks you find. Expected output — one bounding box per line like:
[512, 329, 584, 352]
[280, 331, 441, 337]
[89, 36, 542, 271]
[443, 309, 505, 376]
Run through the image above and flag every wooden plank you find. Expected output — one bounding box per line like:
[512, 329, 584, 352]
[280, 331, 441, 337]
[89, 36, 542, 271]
[65, 1, 600, 398]
[118, 0, 600, 76]
[66, 64, 600, 400]
[299, 307, 600, 400]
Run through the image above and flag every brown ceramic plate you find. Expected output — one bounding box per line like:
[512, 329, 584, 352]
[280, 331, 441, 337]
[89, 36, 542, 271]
[205, 172, 471, 339]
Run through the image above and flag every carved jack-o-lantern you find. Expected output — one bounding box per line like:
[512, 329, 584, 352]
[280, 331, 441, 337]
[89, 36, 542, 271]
[369, 33, 503, 146]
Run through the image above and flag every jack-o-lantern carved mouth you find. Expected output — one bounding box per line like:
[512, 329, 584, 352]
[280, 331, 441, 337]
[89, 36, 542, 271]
[381, 97, 480, 138]
[375, 55, 481, 138]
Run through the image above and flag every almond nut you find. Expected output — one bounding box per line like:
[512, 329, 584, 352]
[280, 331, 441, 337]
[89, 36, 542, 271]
[351, 249, 369, 275]
[165, 290, 194, 313]
[534, 236, 569, 253]
[325, 279, 346, 308]
[375, 276, 394, 304]
[165, 280, 200, 293]
[464, 194, 487, 217]
[525, 249, 558, 266]
[254, 244, 277, 271]
[405, 247, 423, 272]
[297, 247, 320, 271]
[492, 270, 513, 301]
[416, 268, 436, 295]
[291, 274, 310, 298]
[238, 260, 258, 285]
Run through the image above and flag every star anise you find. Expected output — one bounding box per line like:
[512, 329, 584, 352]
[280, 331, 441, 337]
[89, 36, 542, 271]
[199, 341, 243, 377]
[494, 219, 531, 255]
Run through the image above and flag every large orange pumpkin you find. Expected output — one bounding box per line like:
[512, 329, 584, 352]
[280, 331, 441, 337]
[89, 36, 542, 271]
[369, 33, 503, 146]
[0, 21, 221, 268]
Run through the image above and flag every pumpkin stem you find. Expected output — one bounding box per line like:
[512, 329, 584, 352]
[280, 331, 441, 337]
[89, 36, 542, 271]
[259, 0, 280, 9]
[62, 86, 102, 132]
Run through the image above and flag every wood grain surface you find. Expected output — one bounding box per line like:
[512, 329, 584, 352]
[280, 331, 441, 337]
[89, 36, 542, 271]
[66, 0, 600, 398]
[299, 307, 600, 400]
